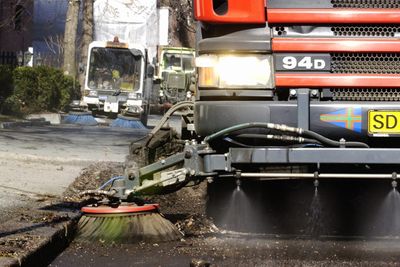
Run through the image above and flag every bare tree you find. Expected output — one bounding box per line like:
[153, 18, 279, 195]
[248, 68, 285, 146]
[78, 0, 94, 92]
[44, 34, 65, 67]
[63, 0, 80, 77]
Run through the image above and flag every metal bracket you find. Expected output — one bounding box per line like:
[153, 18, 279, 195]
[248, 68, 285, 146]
[297, 88, 310, 130]
[139, 152, 185, 179]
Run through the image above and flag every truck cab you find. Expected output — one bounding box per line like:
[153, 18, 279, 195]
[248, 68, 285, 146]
[157, 47, 196, 104]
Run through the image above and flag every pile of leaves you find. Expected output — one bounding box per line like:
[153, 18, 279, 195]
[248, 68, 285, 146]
[62, 162, 124, 202]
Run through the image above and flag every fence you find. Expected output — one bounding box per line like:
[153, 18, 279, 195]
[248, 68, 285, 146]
[0, 51, 17, 66]
[0, 51, 64, 68]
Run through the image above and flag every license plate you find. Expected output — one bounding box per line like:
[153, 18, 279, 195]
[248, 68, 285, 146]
[368, 110, 400, 135]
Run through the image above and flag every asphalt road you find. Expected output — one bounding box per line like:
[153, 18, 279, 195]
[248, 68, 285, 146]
[0, 124, 148, 222]
[51, 235, 400, 267]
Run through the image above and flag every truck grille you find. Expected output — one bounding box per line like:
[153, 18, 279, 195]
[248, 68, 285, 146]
[330, 88, 400, 101]
[273, 25, 400, 38]
[332, 26, 400, 37]
[331, 53, 400, 74]
[331, 0, 400, 8]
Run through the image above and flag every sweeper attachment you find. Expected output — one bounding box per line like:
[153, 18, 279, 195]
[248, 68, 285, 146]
[63, 101, 98, 126]
[77, 102, 193, 243]
[77, 204, 181, 243]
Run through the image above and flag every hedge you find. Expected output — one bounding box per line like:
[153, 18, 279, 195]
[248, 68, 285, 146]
[1, 66, 80, 115]
[0, 65, 14, 113]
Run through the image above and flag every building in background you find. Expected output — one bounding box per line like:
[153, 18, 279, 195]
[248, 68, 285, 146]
[0, 0, 33, 52]
[0, 0, 33, 65]
[0, 0, 67, 66]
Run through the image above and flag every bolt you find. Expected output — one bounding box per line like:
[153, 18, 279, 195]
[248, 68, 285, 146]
[290, 89, 297, 97]
[207, 177, 214, 183]
[311, 89, 319, 97]
[161, 159, 166, 165]
[190, 169, 196, 176]
[184, 149, 193, 159]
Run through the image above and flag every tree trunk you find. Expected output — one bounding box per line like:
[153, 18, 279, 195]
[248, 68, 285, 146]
[63, 0, 80, 78]
[79, 0, 94, 93]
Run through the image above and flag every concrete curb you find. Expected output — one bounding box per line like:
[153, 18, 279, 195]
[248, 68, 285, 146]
[0, 120, 50, 129]
[0, 207, 80, 267]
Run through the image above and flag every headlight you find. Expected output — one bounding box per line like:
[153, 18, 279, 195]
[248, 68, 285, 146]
[196, 54, 274, 89]
[84, 90, 98, 97]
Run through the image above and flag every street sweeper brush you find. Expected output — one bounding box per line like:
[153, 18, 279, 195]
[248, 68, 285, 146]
[110, 114, 146, 129]
[63, 111, 98, 126]
[77, 203, 182, 243]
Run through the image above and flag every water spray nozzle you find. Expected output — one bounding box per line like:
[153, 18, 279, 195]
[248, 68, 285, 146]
[236, 179, 242, 191]
[314, 179, 319, 188]
[392, 180, 397, 189]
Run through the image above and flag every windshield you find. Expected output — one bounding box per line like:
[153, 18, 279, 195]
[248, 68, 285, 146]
[163, 52, 195, 71]
[88, 47, 142, 91]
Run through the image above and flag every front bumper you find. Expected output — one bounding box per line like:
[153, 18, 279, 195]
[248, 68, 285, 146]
[194, 100, 400, 143]
[83, 95, 143, 114]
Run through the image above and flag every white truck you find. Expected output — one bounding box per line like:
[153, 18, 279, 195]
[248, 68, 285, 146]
[83, 38, 153, 124]
[81, 0, 168, 122]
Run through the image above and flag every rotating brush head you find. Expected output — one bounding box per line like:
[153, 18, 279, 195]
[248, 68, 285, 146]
[77, 204, 182, 243]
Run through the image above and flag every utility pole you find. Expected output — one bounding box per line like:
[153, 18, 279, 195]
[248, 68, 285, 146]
[63, 0, 80, 78]
[79, 0, 94, 93]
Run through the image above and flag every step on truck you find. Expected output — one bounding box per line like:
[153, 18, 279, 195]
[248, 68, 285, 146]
[88, 0, 400, 210]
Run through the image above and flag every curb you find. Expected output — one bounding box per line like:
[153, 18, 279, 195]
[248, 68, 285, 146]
[0, 120, 51, 129]
[0, 208, 80, 267]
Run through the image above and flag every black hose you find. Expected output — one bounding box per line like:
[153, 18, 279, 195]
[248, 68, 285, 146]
[302, 129, 369, 148]
[204, 122, 369, 148]
[204, 122, 301, 143]
[236, 133, 321, 145]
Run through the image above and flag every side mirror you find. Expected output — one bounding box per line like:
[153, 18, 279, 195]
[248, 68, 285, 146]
[147, 64, 155, 78]
[78, 63, 86, 74]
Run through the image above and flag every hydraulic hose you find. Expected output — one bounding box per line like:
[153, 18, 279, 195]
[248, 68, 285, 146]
[204, 122, 369, 148]
[301, 129, 369, 148]
[98, 176, 124, 190]
[149, 101, 194, 136]
[204, 122, 301, 143]
[236, 133, 321, 145]
[145, 101, 194, 146]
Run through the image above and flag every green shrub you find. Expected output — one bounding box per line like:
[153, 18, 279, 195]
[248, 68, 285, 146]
[2, 66, 80, 115]
[0, 65, 14, 110]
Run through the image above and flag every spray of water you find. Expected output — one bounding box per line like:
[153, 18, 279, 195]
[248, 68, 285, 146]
[372, 188, 400, 236]
[219, 180, 270, 233]
[220, 186, 248, 231]
[305, 180, 324, 237]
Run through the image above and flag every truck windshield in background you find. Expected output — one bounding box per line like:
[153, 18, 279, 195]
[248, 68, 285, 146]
[163, 53, 195, 72]
[88, 47, 142, 92]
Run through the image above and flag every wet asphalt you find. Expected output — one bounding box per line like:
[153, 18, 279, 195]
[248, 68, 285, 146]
[51, 179, 400, 266]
